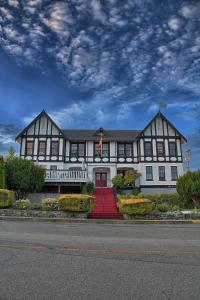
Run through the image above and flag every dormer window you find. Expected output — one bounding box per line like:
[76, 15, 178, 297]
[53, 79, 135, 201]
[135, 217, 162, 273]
[38, 141, 46, 155]
[94, 142, 109, 158]
[157, 142, 165, 156]
[169, 142, 177, 156]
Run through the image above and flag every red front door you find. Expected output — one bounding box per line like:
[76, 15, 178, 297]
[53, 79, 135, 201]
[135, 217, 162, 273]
[95, 172, 107, 187]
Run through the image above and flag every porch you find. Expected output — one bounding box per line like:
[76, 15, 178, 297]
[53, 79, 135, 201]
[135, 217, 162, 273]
[45, 170, 88, 183]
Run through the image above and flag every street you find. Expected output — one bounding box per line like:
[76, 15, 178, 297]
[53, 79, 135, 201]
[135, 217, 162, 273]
[0, 221, 200, 300]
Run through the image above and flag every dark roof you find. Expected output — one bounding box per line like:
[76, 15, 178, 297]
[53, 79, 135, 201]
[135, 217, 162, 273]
[62, 129, 142, 141]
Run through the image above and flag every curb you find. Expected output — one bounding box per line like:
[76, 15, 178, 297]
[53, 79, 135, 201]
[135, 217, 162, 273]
[0, 216, 200, 225]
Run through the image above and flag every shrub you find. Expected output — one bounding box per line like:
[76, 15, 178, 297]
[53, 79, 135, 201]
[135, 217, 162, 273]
[124, 170, 141, 188]
[156, 203, 169, 212]
[0, 189, 15, 208]
[132, 187, 141, 196]
[86, 181, 94, 195]
[15, 199, 31, 210]
[42, 198, 58, 211]
[177, 171, 200, 208]
[112, 175, 125, 191]
[118, 198, 153, 215]
[6, 158, 45, 199]
[58, 194, 94, 212]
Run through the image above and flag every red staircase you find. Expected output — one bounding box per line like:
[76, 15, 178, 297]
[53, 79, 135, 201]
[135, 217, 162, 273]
[89, 188, 123, 219]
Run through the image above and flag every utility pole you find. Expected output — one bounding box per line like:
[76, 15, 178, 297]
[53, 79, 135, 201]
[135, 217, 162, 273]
[185, 149, 191, 172]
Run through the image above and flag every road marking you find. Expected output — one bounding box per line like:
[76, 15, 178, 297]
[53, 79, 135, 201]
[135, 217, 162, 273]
[0, 243, 200, 257]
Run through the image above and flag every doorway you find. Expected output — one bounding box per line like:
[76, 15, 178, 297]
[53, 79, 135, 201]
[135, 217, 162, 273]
[95, 172, 107, 187]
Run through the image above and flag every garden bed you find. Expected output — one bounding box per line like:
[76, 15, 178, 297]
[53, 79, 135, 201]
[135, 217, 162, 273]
[123, 210, 200, 220]
[0, 209, 87, 219]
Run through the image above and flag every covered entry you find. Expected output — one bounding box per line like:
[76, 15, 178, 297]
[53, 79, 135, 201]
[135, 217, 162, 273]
[93, 167, 111, 187]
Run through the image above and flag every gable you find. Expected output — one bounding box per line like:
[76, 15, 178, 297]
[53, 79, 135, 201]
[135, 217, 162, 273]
[16, 110, 64, 140]
[140, 111, 187, 141]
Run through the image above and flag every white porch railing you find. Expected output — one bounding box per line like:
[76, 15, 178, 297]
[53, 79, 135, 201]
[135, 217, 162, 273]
[45, 170, 87, 182]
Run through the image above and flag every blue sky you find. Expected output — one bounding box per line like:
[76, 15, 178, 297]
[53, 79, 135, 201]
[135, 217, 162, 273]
[0, 0, 199, 169]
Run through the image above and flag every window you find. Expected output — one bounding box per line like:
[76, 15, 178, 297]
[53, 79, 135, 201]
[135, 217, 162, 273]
[51, 141, 59, 156]
[157, 142, 165, 156]
[171, 166, 178, 181]
[118, 143, 132, 158]
[26, 141, 34, 155]
[146, 166, 153, 181]
[169, 142, 177, 156]
[38, 141, 46, 155]
[159, 166, 165, 181]
[70, 143, 85, 157]
[144, 142, 152, 156]
[94, 142, 109, 158]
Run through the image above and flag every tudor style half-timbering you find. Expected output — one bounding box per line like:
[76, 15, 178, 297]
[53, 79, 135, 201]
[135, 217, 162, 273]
[16, 110, 187, 193]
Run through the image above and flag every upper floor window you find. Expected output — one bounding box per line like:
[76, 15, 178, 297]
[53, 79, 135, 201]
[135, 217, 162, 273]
[117, 143, 132, 158]
[144, 141, 152, 156]
[171, 166, 178, 181]
[169, 142, 177, 156]
[157, 142, 165, 156]
[159, 166, 165, 181]
[38, 141, 46, 155]
[94, 142, 109, 158]
[70, 143, 85, 158]
[51, 141, 59, 156]
[146, 166, 153, 181]
[26, 141, 34, 156]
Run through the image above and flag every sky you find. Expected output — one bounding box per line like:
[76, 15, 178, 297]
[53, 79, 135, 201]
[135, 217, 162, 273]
[0, 0, 199, 170]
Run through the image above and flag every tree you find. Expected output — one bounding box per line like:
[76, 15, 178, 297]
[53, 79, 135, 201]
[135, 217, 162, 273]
[7, 146, 16, 161]
[5, 158, 45, 199]
[124, 169, 141, 188]
[0, 157, 6, 189]
[112, 175, 125, 192]
[176, 171, 200, 208]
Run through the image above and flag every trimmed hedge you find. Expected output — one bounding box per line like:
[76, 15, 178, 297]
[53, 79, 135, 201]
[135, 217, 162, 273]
[15, 199, 31, 210]
[118, 198, 153, 215]
[0, 189, 15, 208]
[58, 194, 94, 212]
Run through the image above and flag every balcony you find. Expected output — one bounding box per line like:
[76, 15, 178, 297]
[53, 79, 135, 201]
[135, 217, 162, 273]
[45, 170, 87, 182]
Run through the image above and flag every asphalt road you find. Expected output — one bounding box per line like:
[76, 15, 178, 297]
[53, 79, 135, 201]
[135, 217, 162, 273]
[0, 221, 200, 300]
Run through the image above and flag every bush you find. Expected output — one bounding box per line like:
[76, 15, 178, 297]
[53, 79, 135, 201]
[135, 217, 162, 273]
[112, 175, 125, 191]
[0, 189, 15, 208]
[124, 170, 141, 187]
[132, 187, 141, 196]
[42, 198, 58, 211]
[177, 171, 200, 208]
[58, 194, 94, 212]
[15, 199, 31, 210]
[86, 181, 94, 195]
[156, 203, 169, 212]
[6, 158, 45, 199]
[118, 198, 153, 215]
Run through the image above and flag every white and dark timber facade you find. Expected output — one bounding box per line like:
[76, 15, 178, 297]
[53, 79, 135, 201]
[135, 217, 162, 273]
[16, 110, 187, 193]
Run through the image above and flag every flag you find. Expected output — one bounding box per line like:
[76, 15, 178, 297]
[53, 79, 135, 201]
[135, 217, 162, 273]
[98, 132, 103, 157]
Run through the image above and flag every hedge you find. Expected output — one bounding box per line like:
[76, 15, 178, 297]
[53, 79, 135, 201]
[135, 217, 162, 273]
[118, 198, 153, 215]
[58, 194, 94, 212]
[0, 189, 15, 208]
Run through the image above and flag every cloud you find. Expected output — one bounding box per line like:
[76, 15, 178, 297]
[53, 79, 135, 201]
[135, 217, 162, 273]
[180, 2, 200, 20]
[168, 16, 183, 31]
[40, 2, 72, 36]
[0, 124, 20, 155]
[8, 0, 19, 8]
[90, 0, 107, 24]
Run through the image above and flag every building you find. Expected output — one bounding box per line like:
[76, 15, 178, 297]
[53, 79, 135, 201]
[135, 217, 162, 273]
[16, 110, 186, 194]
